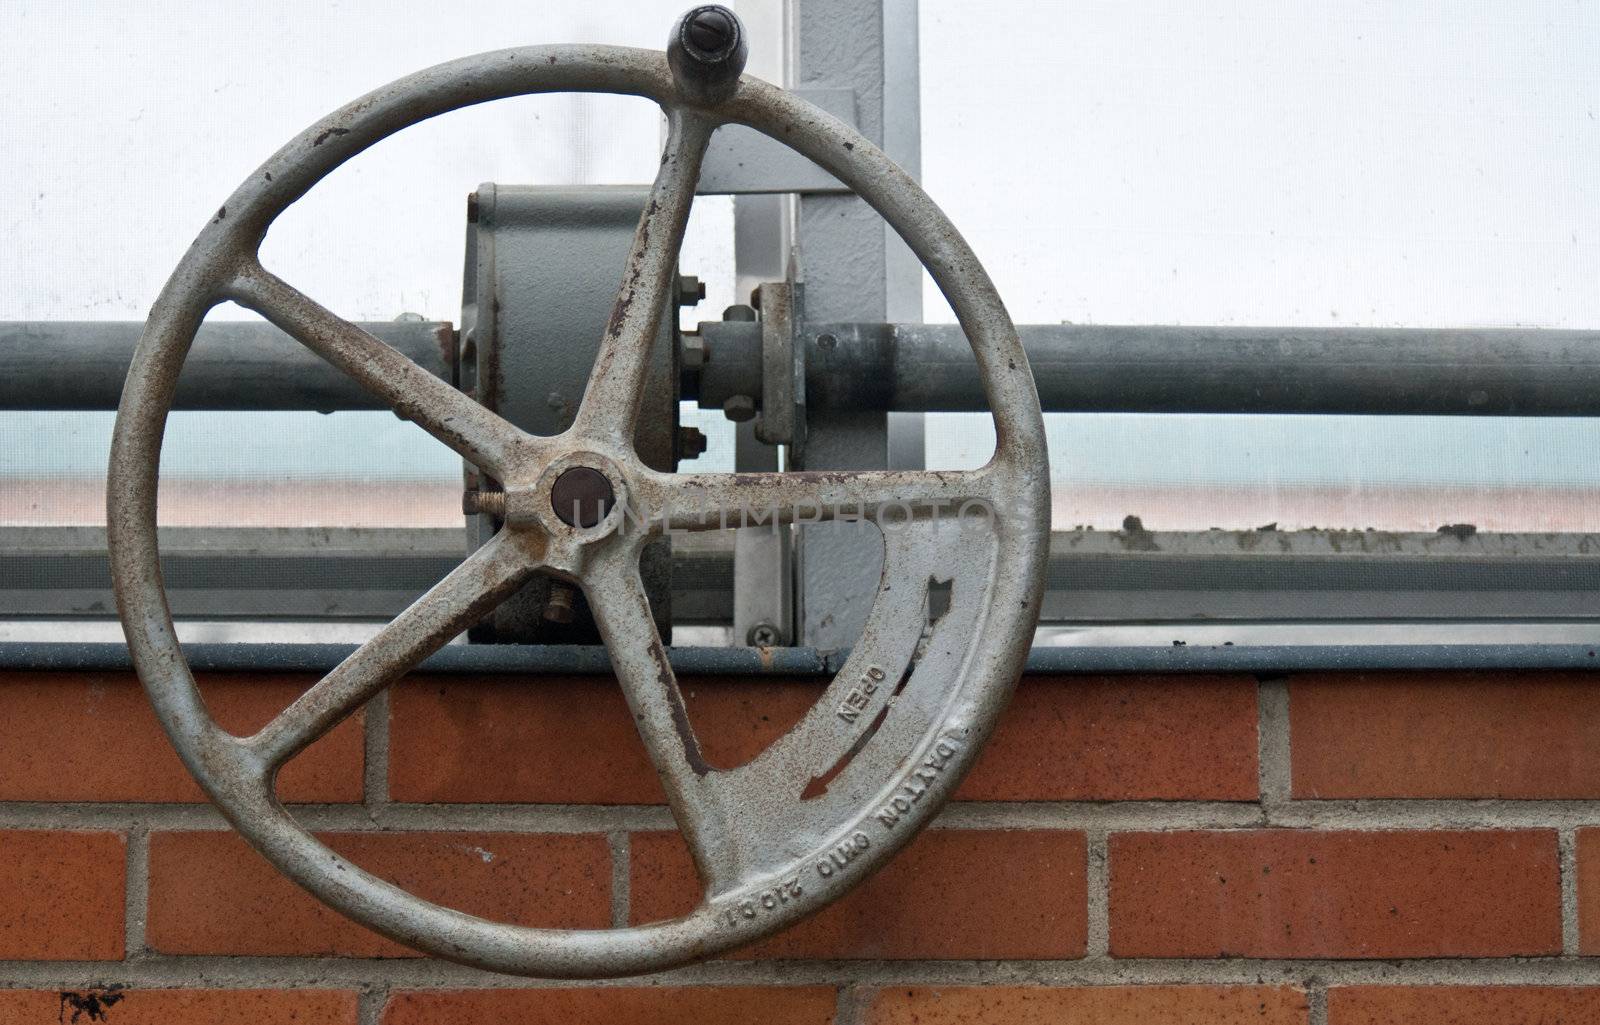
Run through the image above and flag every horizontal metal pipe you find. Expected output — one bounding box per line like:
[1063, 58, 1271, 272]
[699, 322, 1600, 416]
[13, 319, 1600, 416]
[6, 640, 1600, 676]
[0, 320, 454, 410]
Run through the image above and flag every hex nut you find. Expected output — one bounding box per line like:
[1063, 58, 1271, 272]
[681, 333, 708, 370]
[723, 395, 757, 422]
[678, 426, 709, 460]
[677, 275, 707, 307]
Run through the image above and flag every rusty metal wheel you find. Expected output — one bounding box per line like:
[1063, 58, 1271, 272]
[107, 6, 1049, 978]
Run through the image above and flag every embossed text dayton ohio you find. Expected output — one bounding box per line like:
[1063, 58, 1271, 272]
[875, 731, 963, 828]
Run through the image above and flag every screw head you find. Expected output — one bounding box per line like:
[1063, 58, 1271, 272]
[685, 7, 736, 55]
[747, 622, 781, 647]
[668, 5, 748, 104]
[550, 466, 616, 528]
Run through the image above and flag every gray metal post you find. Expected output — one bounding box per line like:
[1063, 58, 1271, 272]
[791, 0, 924, 650]
[728, 0, 795, 646]
[880, 0, 926, 471]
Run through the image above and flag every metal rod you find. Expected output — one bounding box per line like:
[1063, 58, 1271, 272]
[10, 524, 1599, 625]
[0, 320, 453, 410]
[4, 640, 1598, 676]
[698, 321, 1600, 416]
[13, 318, 1600, 416]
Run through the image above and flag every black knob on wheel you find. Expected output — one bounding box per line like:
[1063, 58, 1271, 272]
[668, 5, 748, 105]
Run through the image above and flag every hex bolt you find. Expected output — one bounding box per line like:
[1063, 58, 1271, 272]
[723, 395, 757, 422]
[678, 425, 709, 460]
[677, 275, 707, 307]
[550, 466, 616, 528]
[543, 582, 579, 624]
[746, 622, 781, 647]
[723, 304, 757, 322]
[462, 489, 506, 518]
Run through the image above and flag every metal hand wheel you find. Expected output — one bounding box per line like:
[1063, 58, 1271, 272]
[107, 6, 1049, 978]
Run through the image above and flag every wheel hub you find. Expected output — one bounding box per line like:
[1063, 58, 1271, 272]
[550, 465, 616, 528]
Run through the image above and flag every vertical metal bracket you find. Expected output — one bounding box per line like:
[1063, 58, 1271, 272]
[731, 415, 795, 647]
[752, 265, 807, 461]
[730, 258, 807, 649]
[697, 87, 857, 194]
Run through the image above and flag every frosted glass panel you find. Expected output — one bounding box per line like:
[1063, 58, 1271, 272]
[920, 0, 1600, 531]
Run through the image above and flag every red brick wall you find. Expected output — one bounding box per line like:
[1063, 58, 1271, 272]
[3, 669, 1600, 1023]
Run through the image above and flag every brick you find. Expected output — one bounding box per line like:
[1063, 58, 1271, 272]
[0, 989, 358, 1024]
[147, 831, 609, 956]
[958, 674, 1258, 801]
[0, 830, 124, 960]
[389, 675, 818, 804]
[0, 671, 363, 802]
[632, 828, 1086, 958]
[382, 988, 836, 1025]
[1110, 829, 1560, 958]
[391, 674, 1257, 804]
[1291, 671, 1600, 799]
[866, 986, 1308, 1024]
[1574, 828, 1600, 953]
[1329, 987, 1600, 1023]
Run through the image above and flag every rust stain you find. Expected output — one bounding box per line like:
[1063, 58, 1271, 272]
[650, 636, 711, 776]
[1117, 514, 1161, 552]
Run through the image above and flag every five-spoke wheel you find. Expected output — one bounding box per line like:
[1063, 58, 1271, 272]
[108, 6, 1049, 978]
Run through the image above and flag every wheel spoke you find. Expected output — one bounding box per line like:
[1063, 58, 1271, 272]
[246, 531, 541, 770]
[631, 467, 996, 534]
[583, 544, 744, 891]
[570, 108, 716, 446]
[227, 262, 534, 478]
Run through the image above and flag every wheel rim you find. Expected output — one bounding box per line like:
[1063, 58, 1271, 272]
[107, 39, 1050, 978]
